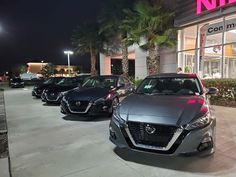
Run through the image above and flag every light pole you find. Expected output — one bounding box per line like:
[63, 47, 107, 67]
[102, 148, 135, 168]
[64, 50, 74, 76]
[41, 60, 44, 70]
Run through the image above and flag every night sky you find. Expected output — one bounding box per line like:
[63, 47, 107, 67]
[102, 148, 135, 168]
[0, 0, 106, 73]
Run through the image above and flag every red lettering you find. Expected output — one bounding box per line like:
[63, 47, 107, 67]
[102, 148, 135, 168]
[229, 0, 236, 4]
[219, 0, 226, 6]
[197, 0, 236, 14]
[197, 0, 217, 15]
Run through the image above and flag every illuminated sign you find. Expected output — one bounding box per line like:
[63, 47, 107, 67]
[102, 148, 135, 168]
[197, 0, 236, 15]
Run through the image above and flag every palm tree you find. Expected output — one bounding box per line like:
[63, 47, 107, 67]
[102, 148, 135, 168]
[130, 1, 176, 75]
[72, 22, 105, 75]
[41, 63, 55, 78]
[99, 0, 136, 77]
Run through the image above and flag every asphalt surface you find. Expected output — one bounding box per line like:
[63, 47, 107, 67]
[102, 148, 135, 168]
[4, 87, 236, 177]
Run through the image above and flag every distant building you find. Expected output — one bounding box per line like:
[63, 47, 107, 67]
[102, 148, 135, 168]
[27, 62, 79, 77]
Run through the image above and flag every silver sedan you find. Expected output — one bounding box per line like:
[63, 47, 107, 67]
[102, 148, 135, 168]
[109, 73, 218, 156]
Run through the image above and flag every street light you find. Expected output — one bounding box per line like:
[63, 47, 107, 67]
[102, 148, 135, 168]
[64, 50, 74, 76]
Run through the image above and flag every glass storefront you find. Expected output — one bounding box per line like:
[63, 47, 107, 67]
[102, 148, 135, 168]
[178, 14, 236, 78]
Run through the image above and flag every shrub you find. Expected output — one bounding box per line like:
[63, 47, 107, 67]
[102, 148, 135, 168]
[202, 79, 236, 102]
[134, 79, 143, 87]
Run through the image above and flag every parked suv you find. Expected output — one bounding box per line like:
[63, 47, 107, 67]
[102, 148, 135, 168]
[109, 73, 218, 156]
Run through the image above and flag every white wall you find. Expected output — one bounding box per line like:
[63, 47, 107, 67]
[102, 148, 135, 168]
[99, 46, 177, 79]
[160, 48, 177, 73]
[134, 47, 148, 79]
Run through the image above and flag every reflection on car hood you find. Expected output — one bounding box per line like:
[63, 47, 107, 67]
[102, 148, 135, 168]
[46, 85, 77, 93]
[66, 87, 111, 102]
[119, 94, 205, 126]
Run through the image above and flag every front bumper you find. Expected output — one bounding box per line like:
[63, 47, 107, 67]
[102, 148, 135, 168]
[60, 99, 112, 116]
[32, 90, 42, 97]
[109, 117, 216, 155]
[41, 92, 62, 104]
[11, 83, 24, 88]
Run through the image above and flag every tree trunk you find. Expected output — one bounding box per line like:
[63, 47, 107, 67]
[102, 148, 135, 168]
[121, 41, 129, 77]
[147, 45, 160, 75]
[90, 49, 97, 76]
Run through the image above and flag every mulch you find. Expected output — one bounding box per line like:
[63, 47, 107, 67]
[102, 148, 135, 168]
[211, 100, 236, 108]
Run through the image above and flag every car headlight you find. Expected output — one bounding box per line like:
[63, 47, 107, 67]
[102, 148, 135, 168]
[59, 91, 65, 97]
[185, 113, 211, 130]
[94, 98, 106, 104]
[113, 106, 125, 124]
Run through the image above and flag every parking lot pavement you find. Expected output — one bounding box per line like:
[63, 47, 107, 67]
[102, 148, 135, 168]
[4, 87, 236, 177]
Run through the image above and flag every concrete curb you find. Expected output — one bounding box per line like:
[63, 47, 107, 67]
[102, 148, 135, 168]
[0, 89, 12, 177]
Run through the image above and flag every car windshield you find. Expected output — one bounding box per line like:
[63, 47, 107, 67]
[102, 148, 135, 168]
[12, 78, 22, 82]
[136, 77, 202, 95]
[82, 77, 117, 88]
[56, 78, 77, 86]
[43, 77, 63, 84]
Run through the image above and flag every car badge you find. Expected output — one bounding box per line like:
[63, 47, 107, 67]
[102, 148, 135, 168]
[50, 93, 55, 96]
[145, 124, 156, 135]
[75, 101, 81, 106]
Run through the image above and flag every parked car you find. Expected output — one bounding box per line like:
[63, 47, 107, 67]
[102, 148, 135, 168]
[20, 72, 38, 80]
[60, 75, 134, 117]
[109, 73, 218, 156]
[41, 75, 90, 104]
[10, 77, 25, 88]
[32, 77, 64, 98]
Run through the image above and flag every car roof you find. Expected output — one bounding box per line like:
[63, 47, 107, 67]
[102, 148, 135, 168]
[90, 75, 120, 78]
[146, 73, 198, 79]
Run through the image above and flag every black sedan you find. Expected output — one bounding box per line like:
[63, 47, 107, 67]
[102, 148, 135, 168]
[60, 75, 134, 117]
[10, 78, 25, 88]
[32, 77, 64, 98]
[41, 76, 90, 104]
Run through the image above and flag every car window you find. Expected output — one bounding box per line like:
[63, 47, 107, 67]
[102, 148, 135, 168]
[118, 77, 125, 86]
[43, 78, 54, 84]
[136, 77, 202, 95]
[56, 78, 77, 86]
[123, 77, 132, 85]
[82, 77, 118, 88]
[12, 78, 22, 82]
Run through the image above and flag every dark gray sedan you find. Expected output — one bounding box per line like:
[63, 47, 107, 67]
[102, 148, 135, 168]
[109, 73, 218, 156]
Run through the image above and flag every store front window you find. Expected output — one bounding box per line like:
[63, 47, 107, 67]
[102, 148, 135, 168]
[178, 14, 236, 78]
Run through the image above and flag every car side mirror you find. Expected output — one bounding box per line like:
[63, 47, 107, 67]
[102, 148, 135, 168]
[207, 87, 218, 95]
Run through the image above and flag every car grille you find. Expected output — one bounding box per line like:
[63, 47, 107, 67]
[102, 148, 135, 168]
[68, 100, 90, 112]
[127, 122, 177, 148]
[46, 93, 59, 101]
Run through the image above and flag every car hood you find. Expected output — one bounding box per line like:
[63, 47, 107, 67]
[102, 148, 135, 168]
[47, 85, 77, 93]
[119, 94, 206, 126]
[35, 83, 51, 90]
[66, 87, 111, 102]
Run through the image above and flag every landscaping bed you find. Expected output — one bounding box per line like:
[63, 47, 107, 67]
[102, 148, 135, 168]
[202, 79, 236, 108]
[0, 90, 8, 158]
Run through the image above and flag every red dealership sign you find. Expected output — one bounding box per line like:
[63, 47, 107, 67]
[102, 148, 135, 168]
[197, 0, 236, 15]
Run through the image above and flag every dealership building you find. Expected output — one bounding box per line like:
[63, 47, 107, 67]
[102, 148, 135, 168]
[99, 0, 236, 79]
